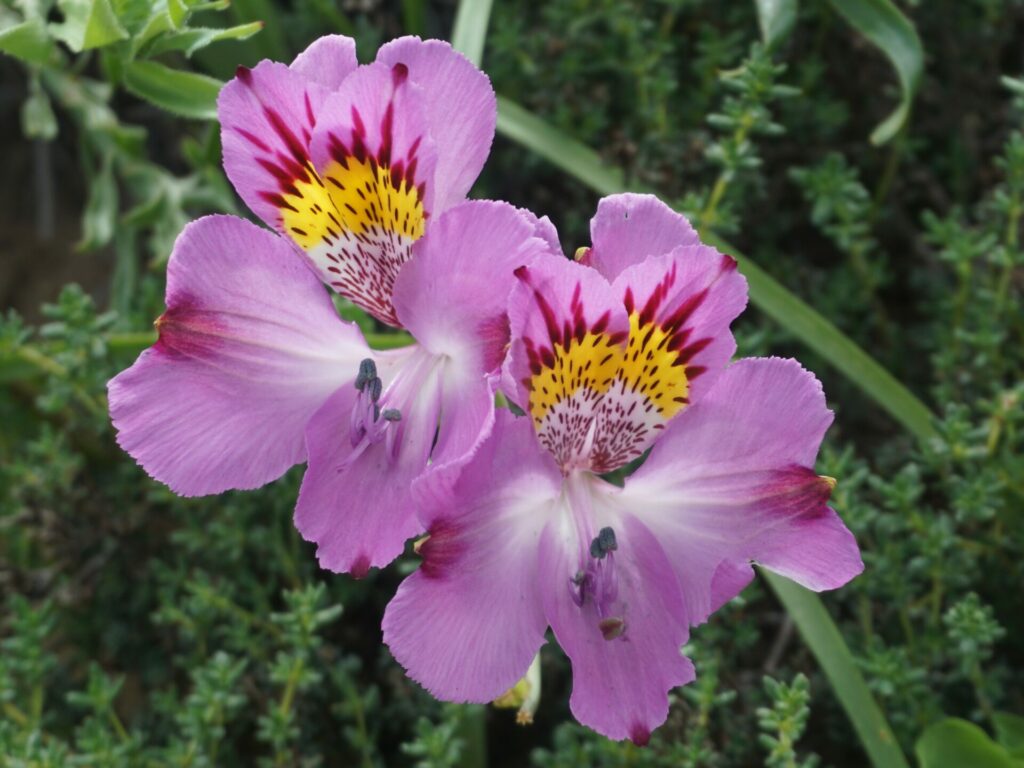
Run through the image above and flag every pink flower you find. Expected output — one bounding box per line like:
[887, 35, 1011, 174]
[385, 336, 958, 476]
[382, 194, 863, 743]
[108, 36, 553, 576]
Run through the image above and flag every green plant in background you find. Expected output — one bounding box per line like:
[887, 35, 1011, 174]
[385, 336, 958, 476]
[757, 674, 817, 768]
[2, 0, 1023, 767]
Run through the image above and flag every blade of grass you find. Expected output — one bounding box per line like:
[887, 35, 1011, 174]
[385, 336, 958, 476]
[764, 572, 910, 768]
[451, 0, 493, 67]
[755, 0, 799, 49]
[496, 96, 937, 444]
[827, 0, 924, 146]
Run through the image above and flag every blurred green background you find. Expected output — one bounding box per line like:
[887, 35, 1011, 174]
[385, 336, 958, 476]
[1, 1, 1022, 766]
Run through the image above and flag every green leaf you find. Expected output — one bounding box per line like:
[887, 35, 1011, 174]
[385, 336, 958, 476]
[50, 0, 129, 52]
[754, 0, 798, 49]
[401, 0, 425, 37]
[496, 96, 938, 443]
[994, 713, 1024, 759]
[827, 0, 924, 145]
[0, 18, 58, 65]
[451, 0, 493, 66]
[123, 60, 222, 119]
[21, 80, 58, 140]
[228, 0, 285, 60]
[79, 151, 118, 251]
[145, 21, 263, 57]
[916, 718, 1023, 768]
[766, 572, 911, 768]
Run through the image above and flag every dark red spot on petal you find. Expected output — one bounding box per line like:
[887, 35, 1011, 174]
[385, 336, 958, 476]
[392, 62, 409, 86]
[629, 723, 651, 747]
[418, 520, 466, 580]
[350, 554, 371, 580]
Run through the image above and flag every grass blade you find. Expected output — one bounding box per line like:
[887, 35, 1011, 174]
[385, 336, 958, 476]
[755, 0, 799, 49]
[765, 572, 910, 768]
[496, 96, 938, 443]
[827, 0, 924, 145]
[451, 0, 493, 66]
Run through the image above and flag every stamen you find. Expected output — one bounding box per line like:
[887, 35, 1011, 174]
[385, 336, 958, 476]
[368, 376, 383, 403]
[598, 617, 626, 641]
[589, 526, 618, 559]
[344, 359, 401, 464]
[355, 358, 377, 391]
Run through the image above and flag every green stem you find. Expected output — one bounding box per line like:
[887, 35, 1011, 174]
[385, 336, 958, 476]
[14, 345, 106, 418]
[870, 128, 906, 223]
[765, 572, 911, 768]
[455, 705, 487, 768]
[700, 115, 753, 229]
[995, 193, 1020, 316]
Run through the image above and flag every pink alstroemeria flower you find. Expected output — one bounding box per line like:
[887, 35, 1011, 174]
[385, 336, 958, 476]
[383, 194, 863, 743]
[108, 36, 552, 576]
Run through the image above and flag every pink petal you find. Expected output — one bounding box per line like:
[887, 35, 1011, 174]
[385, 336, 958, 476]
[376, 37, 496, 214]
[219, 59, 327, 234]
[294, 346, 441, 574]
[538, 499, 694, 744]
[305, 61, 440, 326]
[623, 357, 863, 625]
[582, 194, 699, 281]
[393, 200, 551, 379]
[383, 412, 558, 701]
[290, 35, 358, 90]
[503, 256, 630, 470]
[586, 245, 747, 471]
[108, 216, 368, 496]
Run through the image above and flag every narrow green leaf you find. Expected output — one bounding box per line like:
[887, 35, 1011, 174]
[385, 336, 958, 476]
[401, 0, 425, 37]
[496, 96, 938, 443]
[916, 718, 1022, 768]
[754, 0, 798, 49]
[51, 0, 129, 52]
[146, 21, 264, 57]
[79, 150, 118, 251]
[827, 0, 924, 145]
[21, 79, 59, 140]
[450, 0, 493, 66]
[123, 60, 222, 119]
[765, 572, 910, 768]
[994, 713, 1024, 760]
[0, 18, 58, 65]
[1001, 76, 1024, 96]
[702, 232, 938, 444]
[228, 0, 285, 60]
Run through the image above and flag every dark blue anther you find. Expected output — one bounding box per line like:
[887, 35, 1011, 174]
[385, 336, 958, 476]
[381, 408, 402, 422]
[589, 527, 618, 559]
[368, 376, 383, 403]
[355, 358, 377, 391]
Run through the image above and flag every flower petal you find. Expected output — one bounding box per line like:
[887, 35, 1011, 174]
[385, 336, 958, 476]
[302, 61, 440, 326]
[504, 256, 630, 470]
[294, 346, 442, 574]
[587, 245, 747, 471]
[383, 411, 557, 701]
[290, 34, 358, 90]
[394, 200, 551, 377]
[219, 59, 328, 235]
[622, 357, 863, 625]
[376, 37, 496, 214]
[538, 494, 693, 744]
[582, 194, 700, 282]
[108, 216, 367, 496]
